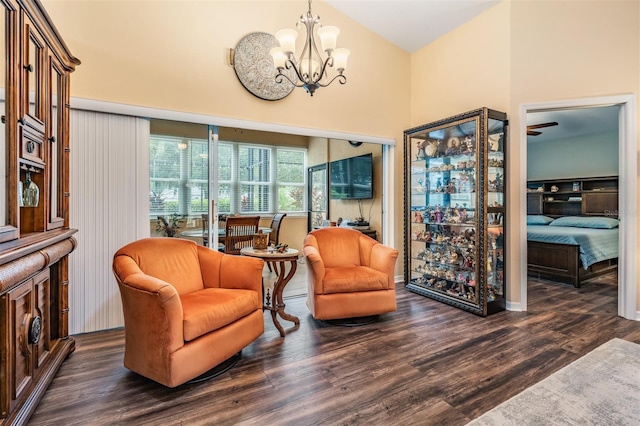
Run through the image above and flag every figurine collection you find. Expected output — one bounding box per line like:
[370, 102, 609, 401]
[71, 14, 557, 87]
[413, 204, 475, 225]
[410, 214, 504, 301]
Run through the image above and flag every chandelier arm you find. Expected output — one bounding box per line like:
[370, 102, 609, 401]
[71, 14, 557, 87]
[314, 73, 347, 88]
[311, 56, 333, 84]
[275, 70, 306, 88]
[283, 59, 309, 85]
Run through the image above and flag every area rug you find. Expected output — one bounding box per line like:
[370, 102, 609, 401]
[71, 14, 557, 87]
[467, 338, 640, 425]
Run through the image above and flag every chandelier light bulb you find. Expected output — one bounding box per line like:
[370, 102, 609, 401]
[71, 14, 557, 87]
[275, 29, 298, 56]
[317, 25, 339, 53]
[300, 58, 319, 78]
[332, 48, 350, 73]
[270, 47, 287, 69]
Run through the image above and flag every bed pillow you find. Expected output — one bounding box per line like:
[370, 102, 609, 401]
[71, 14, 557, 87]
[549, 216, 619, 229]
[526, 215, 555, 225]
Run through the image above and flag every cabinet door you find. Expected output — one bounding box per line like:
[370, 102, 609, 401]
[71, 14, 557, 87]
[8, 279, 34, 410]
[47, 57, 64, 229]
[0, 0, 19, 244]
[21, 14, 45, 124]
[485, 117, 506, 313]
[406, 115, 480, 307]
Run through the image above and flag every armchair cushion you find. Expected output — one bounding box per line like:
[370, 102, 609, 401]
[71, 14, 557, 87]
[181, 288, 261, 341]
[322, 266, 388, 294]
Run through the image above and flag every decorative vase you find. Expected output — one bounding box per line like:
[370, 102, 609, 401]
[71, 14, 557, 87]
[253, 231, 268, 250]
[22, 172, 39, 207]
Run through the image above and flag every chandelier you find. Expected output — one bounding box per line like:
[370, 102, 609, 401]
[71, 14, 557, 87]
[270, 0, 350, 96]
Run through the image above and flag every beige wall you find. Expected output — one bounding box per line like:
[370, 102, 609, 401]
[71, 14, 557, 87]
[43, 0, 409, 271]
[411, 0, 639, 308]
[43, 1, 411, 140]
[42, 0, 640, 311]
[510, 0, 639, 308]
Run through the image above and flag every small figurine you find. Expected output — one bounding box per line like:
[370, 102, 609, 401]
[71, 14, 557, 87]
[416, 140, 427, 160]
[414, 211, 423, 223]
[434, 206, 443, 223]
[425, 140, 438, 157]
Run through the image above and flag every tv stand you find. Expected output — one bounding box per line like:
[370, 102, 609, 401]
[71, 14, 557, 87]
[347, 221, 369, 227]
[359, 228, 377, 240]
[313, 225, 377, 241]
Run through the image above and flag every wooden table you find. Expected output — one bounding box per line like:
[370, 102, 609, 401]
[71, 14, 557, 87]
[240, 247, 300, 337]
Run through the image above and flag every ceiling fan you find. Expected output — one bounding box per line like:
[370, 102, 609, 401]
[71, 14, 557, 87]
[527, 121, 558, 136]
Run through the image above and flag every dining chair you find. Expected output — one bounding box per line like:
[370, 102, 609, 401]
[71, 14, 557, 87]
[269, 213, 287, 246]
[224, 215, 260, 255]
[267, 213, 287, 271]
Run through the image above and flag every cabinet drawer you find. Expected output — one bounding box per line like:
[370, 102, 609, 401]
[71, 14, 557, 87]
[19, 123, 46, 168]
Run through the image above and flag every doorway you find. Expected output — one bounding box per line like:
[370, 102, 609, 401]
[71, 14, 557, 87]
[519, 95, 637, 320]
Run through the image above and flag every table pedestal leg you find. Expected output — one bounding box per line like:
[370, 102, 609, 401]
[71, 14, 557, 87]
[267, 259, 300, 337]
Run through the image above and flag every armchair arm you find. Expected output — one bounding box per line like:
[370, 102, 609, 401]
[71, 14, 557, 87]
[303, 239, 326, 294]
[369, 244, 399, 289]
[113, 255, 185, 354]
[219, 254, 264, 292]
[196, 246, 262, 292]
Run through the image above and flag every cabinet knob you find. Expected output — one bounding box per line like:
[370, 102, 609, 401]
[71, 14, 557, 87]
[49, 136, 56, 143]
[17, 118, 25, 125]
[24, 64, 33, 72]
[29, 316, 42, 344]
[0, 115, 4, 124]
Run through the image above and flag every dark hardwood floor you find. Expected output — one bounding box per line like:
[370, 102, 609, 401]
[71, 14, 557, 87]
[29, 272, 640, 426]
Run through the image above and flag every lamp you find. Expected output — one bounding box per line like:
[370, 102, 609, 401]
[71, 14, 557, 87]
[270, 0, 350, 96]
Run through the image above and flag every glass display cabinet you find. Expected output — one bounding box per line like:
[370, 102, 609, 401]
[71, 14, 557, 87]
[403, 108, 507, 316]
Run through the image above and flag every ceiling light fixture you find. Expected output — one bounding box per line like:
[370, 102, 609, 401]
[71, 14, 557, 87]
[270, 0, 350, 97]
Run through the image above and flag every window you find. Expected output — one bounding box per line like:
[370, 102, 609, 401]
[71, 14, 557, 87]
[150, 136, 306, 218]
[277, 149, 305, 212]
[149, 137, 208, 217]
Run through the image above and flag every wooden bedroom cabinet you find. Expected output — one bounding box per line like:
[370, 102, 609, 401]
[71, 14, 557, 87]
[0, 0, 80, 424]
[403, 108, 508, 316]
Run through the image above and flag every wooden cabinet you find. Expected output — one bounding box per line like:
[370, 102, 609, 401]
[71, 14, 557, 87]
[526, 176, 618, 218]
[359, 228, 377, 240]
[0, 0, 79, 424]
[404, 108, 508, 316]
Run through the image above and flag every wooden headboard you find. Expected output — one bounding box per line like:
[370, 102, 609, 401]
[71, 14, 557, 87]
[526, 176, 618, 218]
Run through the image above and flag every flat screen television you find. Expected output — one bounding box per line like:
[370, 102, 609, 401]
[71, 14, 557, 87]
[329, 153, 373, 199]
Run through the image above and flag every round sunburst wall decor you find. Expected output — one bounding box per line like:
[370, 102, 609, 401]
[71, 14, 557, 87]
[232, 32, 295, 101]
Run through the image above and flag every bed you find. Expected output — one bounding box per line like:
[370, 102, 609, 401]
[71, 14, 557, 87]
[527, 215, 619, 288]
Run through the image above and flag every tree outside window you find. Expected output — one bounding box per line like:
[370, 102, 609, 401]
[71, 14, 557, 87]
[150, 136, 306, 220]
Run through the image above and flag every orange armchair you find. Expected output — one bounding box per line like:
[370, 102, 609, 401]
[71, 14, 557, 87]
[303, 228, 399, 320]
[112, 237, 264, 387]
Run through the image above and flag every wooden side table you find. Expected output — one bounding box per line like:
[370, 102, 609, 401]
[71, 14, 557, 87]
[240, 247, 301, 337]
